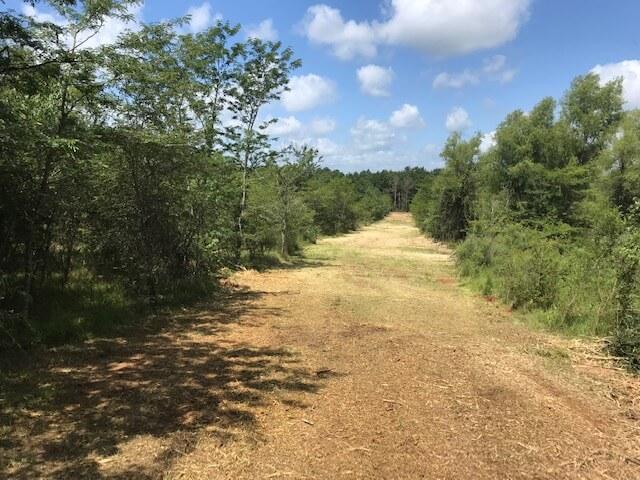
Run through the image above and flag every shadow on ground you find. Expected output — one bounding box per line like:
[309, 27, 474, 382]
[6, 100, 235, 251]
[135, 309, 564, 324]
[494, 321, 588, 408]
[242, 253, 328, 272]
[0, 287, 323, 479]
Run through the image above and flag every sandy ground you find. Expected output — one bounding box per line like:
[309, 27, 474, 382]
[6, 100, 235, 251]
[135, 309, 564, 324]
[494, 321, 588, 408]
[2, 213, 640, 479]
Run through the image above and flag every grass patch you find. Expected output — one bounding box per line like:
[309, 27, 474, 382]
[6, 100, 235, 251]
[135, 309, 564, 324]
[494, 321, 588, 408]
[27, 272, 141, 345]
[2, 269, 221, 349]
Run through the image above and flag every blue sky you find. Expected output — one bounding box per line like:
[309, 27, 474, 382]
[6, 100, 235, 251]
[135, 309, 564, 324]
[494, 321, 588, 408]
[11, 0, 640, 171]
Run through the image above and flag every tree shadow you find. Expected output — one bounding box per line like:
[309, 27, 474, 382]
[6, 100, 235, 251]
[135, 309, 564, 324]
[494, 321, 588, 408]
[0, 287, 324, 478]
[241, 251, 331, 272]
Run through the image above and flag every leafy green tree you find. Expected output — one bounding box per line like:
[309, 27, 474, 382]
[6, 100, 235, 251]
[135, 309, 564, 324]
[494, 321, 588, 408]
[180, 21, 242, 152]
[0, 0, 137, 326]
[561, 73, 623, 165]
[409, 172, 438, 230]
[306, 172, 359, 235]
[244, 147, 318, 258]
[425, 133, 480, 241]
[600, 110, 640, 213]
[225, 39, 301, 245]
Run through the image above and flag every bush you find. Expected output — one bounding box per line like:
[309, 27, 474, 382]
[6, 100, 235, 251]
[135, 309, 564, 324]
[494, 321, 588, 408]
[458, 224, 562, 309]
[494, 229, 562, 310]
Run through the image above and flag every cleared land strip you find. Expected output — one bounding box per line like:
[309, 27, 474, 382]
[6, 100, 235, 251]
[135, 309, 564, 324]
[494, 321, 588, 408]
[2, 213, 640, 479]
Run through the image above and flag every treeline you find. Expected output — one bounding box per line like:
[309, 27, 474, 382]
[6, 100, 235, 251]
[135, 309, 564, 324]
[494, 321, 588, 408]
[349, 167, 434, 211]
[0, 1, 391, 346]
[411, 74, 640, 366]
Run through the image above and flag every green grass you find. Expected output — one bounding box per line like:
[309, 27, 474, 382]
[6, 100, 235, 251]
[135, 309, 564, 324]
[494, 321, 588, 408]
[1, 269, 222, 348]
[29, 271, 140, 345]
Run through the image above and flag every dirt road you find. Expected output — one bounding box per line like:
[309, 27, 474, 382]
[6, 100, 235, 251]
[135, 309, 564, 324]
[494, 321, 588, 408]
[2, 213, 640, 479]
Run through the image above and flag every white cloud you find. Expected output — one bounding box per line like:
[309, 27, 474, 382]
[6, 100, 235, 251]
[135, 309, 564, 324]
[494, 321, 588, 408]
[246, 19, 278, 41]
[379, 0, 530, 56]
[187, 2, 221, 33]
[389, 104, 425, 129]
[446, 107, 472, 132]
[310, 117, 336, 135]
[433, 70, 479, 89]
[22, 4, 63, 24]
[480, 131, 497, 153]
[265, 116, 303, 137]
[591, 60, 640, 110]
[281, 74, 336, 112]
[483, 54, 506, 73]
[357, 64, 394, 97]
[313, 116, 441, 172]
[350, 117, 396, 152]
[484, 55, 516, 83]
[434, 54, 516, 89]
[22, 3, 143, 48]
[314, 137, 340, 156]
[300, 1, 530, 60]
[299, 4, 377, 60]
[80, 4, 143, 49]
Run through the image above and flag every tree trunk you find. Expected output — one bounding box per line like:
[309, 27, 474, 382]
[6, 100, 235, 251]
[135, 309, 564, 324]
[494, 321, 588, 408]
[238, 157, 248, 247]
[280, 214, 288, 257]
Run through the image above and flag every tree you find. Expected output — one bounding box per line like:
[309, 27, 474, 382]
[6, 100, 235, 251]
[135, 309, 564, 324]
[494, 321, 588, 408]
[244, 146, 319, 257]
[561, 73, 623, 165]
[225, 39, 301, 246]
[180, 21, 242, 153]
[272, 146, 318, 256]
[600, 110, 640, 214]
[306, 172, 359, 235]
[425, 133, 480, 241]
[0, 0, 137, 326]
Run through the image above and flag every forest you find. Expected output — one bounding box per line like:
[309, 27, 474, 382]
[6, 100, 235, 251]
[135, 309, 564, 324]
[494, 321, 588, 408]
[411, 74, 640, 366]
[0, 1, 407, 347]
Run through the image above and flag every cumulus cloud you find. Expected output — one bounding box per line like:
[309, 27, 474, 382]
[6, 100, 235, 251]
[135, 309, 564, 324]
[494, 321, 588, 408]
[300, 0, 530, 60]
[281, 74, 336, 112]
[246, 19, 278, 41]
[591, 60, 640, 110]
[310, 115, 440, 171]
[313, 137, 340, 156]
[263, 116, 337, 152]
[22, 3, 143, 48]
[357, 64, 394, 97]
[310, 117, 336, 135]
[379, 0, 530, 56]
[265, 116, 303, 137]
[299, 4, 377, 60]
[22, 4, 63, 24]
[350, 118, 396, 152]
[480, 131, 497, 153]
[434, 54, 516, 89]
[282, 136, 341, 157]
[446, 107, 472, 132]
[389, 104, 425, 129]
[186, 2, 223, 33]
[433, 70, 479, 89]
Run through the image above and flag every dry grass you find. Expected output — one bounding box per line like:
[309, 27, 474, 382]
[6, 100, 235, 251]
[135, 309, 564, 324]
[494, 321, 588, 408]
[2, 213, 640, 479]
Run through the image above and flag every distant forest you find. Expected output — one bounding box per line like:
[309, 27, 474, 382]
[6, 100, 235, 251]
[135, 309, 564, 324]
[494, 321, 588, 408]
[348, 168, 436, 212]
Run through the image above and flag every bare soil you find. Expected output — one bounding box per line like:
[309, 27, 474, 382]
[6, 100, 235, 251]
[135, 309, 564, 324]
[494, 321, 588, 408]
[2, 213, 640, 479]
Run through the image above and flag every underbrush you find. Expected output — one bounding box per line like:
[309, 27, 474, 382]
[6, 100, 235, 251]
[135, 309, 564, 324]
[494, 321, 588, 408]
[456, 222, 640, 367]
[0, 269, 220, 349]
